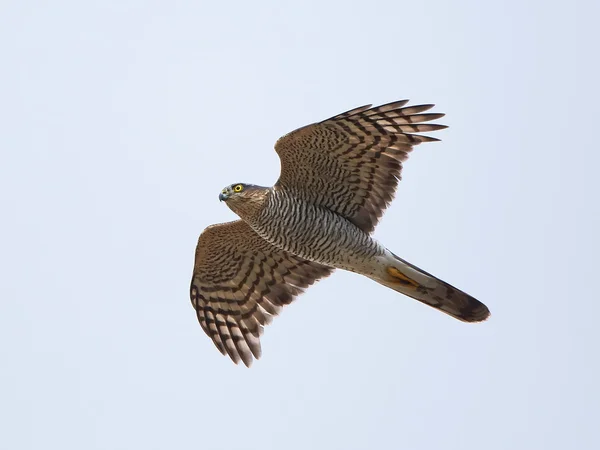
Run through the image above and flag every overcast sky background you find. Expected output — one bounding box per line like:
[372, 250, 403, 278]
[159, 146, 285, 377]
[1, 1, 599, 449]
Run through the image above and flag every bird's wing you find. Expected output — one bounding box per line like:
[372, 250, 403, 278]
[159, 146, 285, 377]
[274, 100, 447, 233]
[190, 220, 334, 366]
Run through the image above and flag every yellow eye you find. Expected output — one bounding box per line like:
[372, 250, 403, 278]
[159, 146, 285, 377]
[234, 184, 243, 192]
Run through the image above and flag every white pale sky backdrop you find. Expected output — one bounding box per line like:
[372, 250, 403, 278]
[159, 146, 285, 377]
[1, 1, 599, 449]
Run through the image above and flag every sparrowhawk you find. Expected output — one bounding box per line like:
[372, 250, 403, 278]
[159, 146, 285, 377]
[190, 100, 490, 366]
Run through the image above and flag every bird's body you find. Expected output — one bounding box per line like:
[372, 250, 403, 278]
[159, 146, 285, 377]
[191, 100, 490, 366]
[242, 188, 384, 272]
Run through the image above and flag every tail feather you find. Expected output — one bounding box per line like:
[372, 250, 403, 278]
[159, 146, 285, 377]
[381, 255, 490, 323]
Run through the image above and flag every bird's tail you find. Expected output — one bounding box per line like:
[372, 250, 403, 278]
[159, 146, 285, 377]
[377, 253, 490, 322]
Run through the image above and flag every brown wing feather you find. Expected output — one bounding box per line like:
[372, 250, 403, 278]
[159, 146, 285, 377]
[274, 100, 447, 233]
[190, 220, 334, 366]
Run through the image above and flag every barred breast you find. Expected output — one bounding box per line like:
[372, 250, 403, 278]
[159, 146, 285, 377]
[250, 189, 385, 273]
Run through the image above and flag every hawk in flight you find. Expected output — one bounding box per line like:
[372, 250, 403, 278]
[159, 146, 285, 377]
[190, 100, 490, 366]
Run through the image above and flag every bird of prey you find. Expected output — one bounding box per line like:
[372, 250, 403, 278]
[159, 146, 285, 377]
[190, 100, 490, 366]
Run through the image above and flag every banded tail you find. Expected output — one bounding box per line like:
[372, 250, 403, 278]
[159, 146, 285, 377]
[378, 253, 490, 322]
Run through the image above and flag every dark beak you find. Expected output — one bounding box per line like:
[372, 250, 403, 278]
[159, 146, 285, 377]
[219, 192, 227, 202]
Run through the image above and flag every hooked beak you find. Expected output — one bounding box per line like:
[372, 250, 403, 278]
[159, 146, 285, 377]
[219, 191, 228, 202]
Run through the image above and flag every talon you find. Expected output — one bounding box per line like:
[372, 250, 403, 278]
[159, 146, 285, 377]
[386, 266, 420, 289]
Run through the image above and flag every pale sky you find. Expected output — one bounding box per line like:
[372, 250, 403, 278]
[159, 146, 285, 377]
[1, 1, 599, 449]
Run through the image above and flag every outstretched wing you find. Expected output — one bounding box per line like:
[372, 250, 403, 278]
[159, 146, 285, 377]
[190, 220, 334, 366]
[274, 100, 447, 233]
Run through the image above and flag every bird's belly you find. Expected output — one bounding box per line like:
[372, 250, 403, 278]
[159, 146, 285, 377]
[254, 202, 384, 273]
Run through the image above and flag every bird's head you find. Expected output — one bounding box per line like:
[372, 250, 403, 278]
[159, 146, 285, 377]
[218, 183, 255, 202]
[219, 183, 269, 220]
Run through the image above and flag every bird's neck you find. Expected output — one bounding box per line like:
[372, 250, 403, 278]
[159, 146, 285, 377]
[227, 189, 271, 225]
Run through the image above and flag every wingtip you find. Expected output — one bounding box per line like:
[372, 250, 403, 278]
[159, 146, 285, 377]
[241, 356, 253, 368]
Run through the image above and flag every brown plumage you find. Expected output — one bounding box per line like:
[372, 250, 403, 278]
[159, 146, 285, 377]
[191, 220, 333, 366]
[275, 101, 445, 233]
[191, 100, 490, 366]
